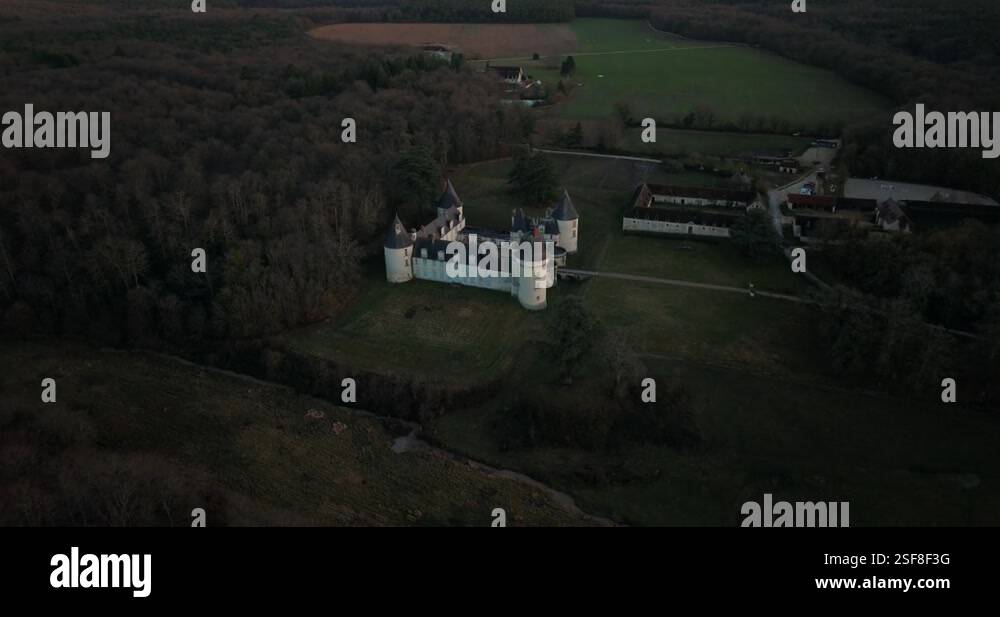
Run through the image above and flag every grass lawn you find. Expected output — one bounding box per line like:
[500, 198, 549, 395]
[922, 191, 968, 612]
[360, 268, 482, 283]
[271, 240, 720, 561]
[620, 127, 814, 158]
[521, 19, 889, 128]
[1, 342, 591, 526]
[599, 233, 808, 295]
[278, 274, 543, 387]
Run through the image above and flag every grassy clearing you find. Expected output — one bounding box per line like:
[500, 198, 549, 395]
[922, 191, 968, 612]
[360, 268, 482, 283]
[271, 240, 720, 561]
[523, 19, 888, 127]
[620, 127, 814, 158]
[278, 275, 542, 387]
[1, 342, 592, 526]
[599, 233, 807, 295]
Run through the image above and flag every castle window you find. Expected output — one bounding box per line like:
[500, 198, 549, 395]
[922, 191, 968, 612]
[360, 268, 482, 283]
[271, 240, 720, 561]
[421, 248, 428, 258]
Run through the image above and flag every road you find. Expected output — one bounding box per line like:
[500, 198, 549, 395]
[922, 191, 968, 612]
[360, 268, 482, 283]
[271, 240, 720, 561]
[559, 268, 981, 339]
[766, 170, 817, 236]
[535, 148, 662, 164]
[559, 268, 805, 302]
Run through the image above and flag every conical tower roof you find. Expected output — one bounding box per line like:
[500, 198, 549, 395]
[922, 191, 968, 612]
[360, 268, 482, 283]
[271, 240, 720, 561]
[436, 179, 463, 211]
[384, 214, 413, 249]
[552, 190, 579, 221]
[511, 208, 531, 233]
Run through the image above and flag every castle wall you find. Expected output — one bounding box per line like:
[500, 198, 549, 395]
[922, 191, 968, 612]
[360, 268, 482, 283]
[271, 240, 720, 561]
[412, 257, 514, 293]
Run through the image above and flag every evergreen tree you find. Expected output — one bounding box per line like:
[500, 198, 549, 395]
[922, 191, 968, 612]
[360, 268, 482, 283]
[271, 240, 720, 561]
[507, 149, 558, 207]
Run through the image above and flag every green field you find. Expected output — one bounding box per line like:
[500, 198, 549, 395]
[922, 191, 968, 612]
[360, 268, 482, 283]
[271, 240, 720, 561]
[0, 342, 593, 526]
[621, 127, 813, 158]
[279, 274, 544, 386]
[516, 19, 889, 129]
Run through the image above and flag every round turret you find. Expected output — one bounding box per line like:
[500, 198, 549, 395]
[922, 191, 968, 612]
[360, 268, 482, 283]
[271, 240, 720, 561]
[510, 240, 552, 311]
[552, 190, 580, 254]
[384, 214, 414, 283]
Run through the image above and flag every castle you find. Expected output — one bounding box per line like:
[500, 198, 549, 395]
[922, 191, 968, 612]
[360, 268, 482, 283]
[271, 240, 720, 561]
[384, 181, 580, 310]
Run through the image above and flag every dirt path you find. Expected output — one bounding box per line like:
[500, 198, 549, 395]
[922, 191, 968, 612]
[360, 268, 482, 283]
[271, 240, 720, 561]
[561, 268, 806, 302]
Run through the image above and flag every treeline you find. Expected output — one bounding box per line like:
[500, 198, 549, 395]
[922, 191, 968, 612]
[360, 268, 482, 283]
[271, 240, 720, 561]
[202, 339, 507, 422]
[810, 222, 1000, 407]
[0, 10, 534, 349]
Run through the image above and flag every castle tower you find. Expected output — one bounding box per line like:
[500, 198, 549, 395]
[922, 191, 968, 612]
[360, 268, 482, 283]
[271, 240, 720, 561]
[552, 190, 580, 254]
[510, 208, 531, 242]
[384, 214, 414, 283]
[510, 238, 552, 311]
[437, 179, 464, 220]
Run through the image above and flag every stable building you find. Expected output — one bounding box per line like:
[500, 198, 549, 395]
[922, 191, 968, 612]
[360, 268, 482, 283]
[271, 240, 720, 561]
[622, 183, 756, 239]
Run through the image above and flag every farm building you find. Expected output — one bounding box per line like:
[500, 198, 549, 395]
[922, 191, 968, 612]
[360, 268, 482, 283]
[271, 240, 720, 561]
[622, 183, 755, 239]
[384, 181, 580, 311]
[640, 183, 761, 209]
[489, 65, 526, 86]
[875, 199, 911, 233]
[419, 44, 454, 61]
[893, 200, 1000, 229]
[778, 159, 801, 174]
[751, 150, 794, 168]
[784, 190, 1000, 239]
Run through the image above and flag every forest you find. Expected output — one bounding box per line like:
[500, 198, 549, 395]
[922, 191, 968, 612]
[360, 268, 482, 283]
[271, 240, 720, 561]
[0, 6, 535, 350]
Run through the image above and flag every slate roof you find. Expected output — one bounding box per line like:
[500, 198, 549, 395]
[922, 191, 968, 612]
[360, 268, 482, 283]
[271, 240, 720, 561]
[491, 66, 524, 80]
[511, 208, 531, 233]
[436, 179, 463, 211]
[644, 183, 756, 205]
[552, 190, 579, 221]
[384, 214, 413, 249]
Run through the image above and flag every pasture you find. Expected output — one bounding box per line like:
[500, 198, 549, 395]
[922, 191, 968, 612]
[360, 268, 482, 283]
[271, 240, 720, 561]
[522, 20, 889, 127]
